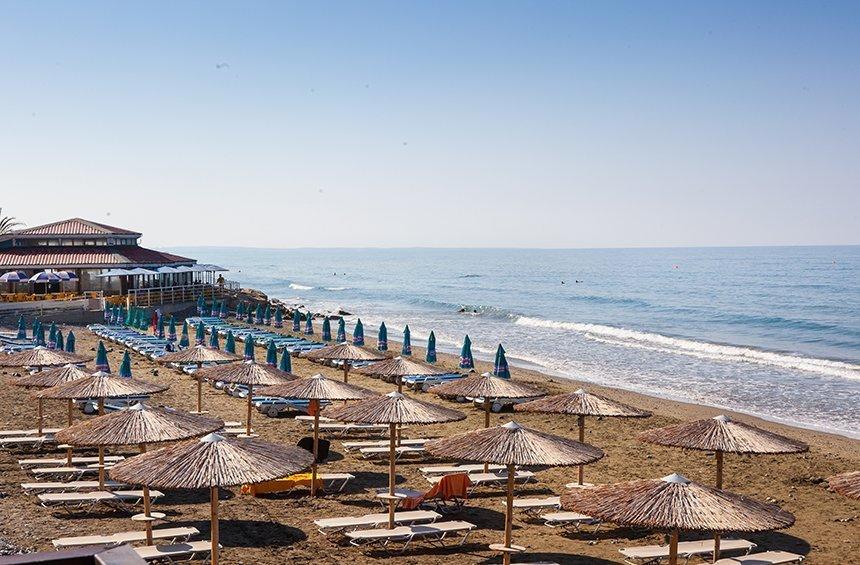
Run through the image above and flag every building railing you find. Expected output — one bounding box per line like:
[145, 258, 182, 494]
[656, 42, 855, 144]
[127, 283, 234, 307]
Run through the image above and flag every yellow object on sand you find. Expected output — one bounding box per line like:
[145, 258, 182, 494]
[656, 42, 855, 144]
[241, 473, 322, 496]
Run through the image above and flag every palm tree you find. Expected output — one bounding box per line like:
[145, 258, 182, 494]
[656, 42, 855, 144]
[0, 209, 23, 235]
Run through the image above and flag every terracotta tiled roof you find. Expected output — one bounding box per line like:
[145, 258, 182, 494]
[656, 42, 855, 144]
[0, 246, 194, 269]
[11, 218, 141, 237]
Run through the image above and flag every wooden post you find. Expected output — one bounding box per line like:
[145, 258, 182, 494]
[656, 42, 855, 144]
[140, 444, 153, 545]
[577, 415, 586, 485]
[342, 364, 350, 405]
[67, 399, 74, 426]
[503, 463, 515, 565]
[713, 450, 724, 561]
[65, 398, 74, 466]
[669, 529, 679, 565]
[97, 398, 105, 489]
[245, 383, 254, 436]
[388, 423, 397, 529]
[483, 399, 491, 472]
[37, 398, 43, 435]
[210, 486, 220, 565]
[311, 400, 320, 497]
[397, 376, 403, 394]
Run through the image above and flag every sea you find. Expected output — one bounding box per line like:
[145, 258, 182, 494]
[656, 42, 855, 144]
[168, 246, 860, 438]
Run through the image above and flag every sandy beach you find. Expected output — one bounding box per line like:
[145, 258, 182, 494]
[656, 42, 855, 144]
[0, 322, 857, 564]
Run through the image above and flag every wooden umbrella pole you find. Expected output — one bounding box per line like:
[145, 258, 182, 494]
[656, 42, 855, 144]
[245, 383, 253, 436]
[65, 398, 74, 465]
[577, 415, 586, 485]
[37, 398, 43, 435]
[342, 364, 350, 405]
[388, 423, 397, 529]
[97, 398, 105, 489]
[139, 444, 153, 545]
[67, 399, 74, 426]
[503, 463, 515, 565]
[397, 376, 403, 394]
[669, 529, 679, 565]
[311, 400, 320, 497]
[210, 486, 220, 565]
[196, 376, 203, 413]
[713, 450, 724, 561]
[483, 399, 491, 472]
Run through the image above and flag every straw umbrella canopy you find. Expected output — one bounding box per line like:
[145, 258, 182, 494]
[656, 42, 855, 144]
[12, 364, 91, 435]
[325, 392, 465, 528]
[431, 372, 545, 428]
[354, 356, 449, 393]
[109, 433, 313, 565]
[828, 471, 860, 500]
[157, 346, 241, 414]
[303, 342, 387, 384]
[561, 473, 796, 565]
[0, 346, 89, 370]
[426, 421, 604, 564]
[194, 361, 296, 437]
[516, 388, 651, 485]
[37, 372, 169, 488]
[258, 374, 376, 496]
[56, 405, 223, 544]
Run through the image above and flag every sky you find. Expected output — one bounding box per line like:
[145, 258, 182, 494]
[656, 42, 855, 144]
[1, 1, 858, 249]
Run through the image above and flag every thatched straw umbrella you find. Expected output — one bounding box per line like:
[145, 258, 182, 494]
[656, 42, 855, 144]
[561, 473, 795, 565]
[109, 433, 312, 565]
[194, 361, 295, 437]
[0, 346, 89, 370]
[354, 355, 450, 393]
[156, 346, 241, 414]
[258, 374, 376, 495]
[303, 342, 387, 385]
[56, 405, 223, 544]
[325, 392, 465, 528]
[638, 415, 806, 561]
[426, 421, 604, 564]
[11, 363, 90, 436]
[828, 471, 860, 500]
[516, 388, 651, 485]
[37, 371, 168, 488]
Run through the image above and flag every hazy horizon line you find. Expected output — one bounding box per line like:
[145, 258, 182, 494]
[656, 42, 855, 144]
[160, 243, 860, 252]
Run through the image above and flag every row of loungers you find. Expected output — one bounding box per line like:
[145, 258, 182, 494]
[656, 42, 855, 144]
[88, 324, 174, 359]
[53, 528, 215, 562]
[186, 316, 327, 354]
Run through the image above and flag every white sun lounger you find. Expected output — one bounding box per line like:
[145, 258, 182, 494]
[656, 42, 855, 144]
[343, 438, 428, 452]
[296, 415, 334, 423]
[220, 426, 251, 436]
[52, 526, 200, 549]
[346, 520, 477, 550]
[511, 496, 561, 518]
[0, 435, 51, 449]
[713, 551, 805, 565]
[318, 473, 356, 492]
[0, 427, 61, 437]
[31, 465, 115, 479]
[19, 455, 125, 469]
[315, 510, 441, 534]
[135, 540, 216, 562]
[429, 471, 535, 493]
[420, 463, 506, 476]
[543, 511, 600, 531]
[38, 489, 164, 510]
[620, 538, 757, 564]
[22, 480, 126, 493]
[360, 445, 426, 459]
[318, 422, 389, 436]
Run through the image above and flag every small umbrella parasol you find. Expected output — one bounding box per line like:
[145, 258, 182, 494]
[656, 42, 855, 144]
[355, 355, 449, 393]
[353, 319, 365, 346]
[426, 331, 436, 363]
[65, 331, 76, 353]
[266, 340, 278, 366]
[179, 320, 190, 349]
[303, 341, 387, 385]
[95, 341, 111, 372]
[118, 351, 133, 378]
[224, 331, 236, 354]
[157, 346, 240, 413]
[459, 335, 474, 369]
[336, 318, 346, 342]
[377, 322, 388, 351]
[401, 325, 411, 356]
[828, 471, 860, 500]
[321, 317, 332, 341]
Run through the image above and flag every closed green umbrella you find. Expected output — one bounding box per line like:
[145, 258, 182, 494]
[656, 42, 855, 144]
[225, 331, 236, 354]
[157, 314, 166, 339]
[266, 340, 277, 366]
[244, 337, 255, 361]
[274, 308, 283, 328]
[140, 309, 151, 332]
[220, 301, 228, 319]
[56, 330, 64, 352]
[196, 294, 205, 315]
[179, 320, 190, 349]
[460, 335, 474, 369]
[195, 321, 205, 346]
[292, 310, 301, 332]
[377, 322, 388, 351]
[321, 317, 332, 341]
[353, 319, 365, 346]
[245, 306, 254, 324]
[209, 329, 220, 350]
[118, 306, 126, 326]
[168, 317, 177, 342]
[124, 307, 132, 326]
[95, 341, 111, 373]
[336, 318, 346, 342]
[32, 319, 41, 340]
[48, 322, 58, 349]
[16, 315, 26, 339]
[255, 304, 264, 324]
[493, 344, 510, 379]
[278, 349, 292, 372]
[65, 331, 76, 353]
[304, 313, 314, 335]
[119, 351, 133, 378]
[35, 322, 46, 347]
[426, 331, 437, 363]
[401, 325, 411, 356]
[236, 301, 245, 321]
[264, 305, 272, 325]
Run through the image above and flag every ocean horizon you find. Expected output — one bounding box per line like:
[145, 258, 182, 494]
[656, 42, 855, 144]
[169, 245, 860, 438]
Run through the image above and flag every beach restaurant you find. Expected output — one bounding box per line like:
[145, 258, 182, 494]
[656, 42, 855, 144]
[0, 218, 226, 305]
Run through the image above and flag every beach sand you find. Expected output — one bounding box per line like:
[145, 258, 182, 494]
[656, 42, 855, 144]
[0, 323, 857, 564]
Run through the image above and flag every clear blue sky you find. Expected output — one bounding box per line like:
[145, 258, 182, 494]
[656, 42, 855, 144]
[1, 1, 858, 248]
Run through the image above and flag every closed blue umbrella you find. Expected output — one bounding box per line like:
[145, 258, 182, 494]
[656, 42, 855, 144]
[304, 313, 314, 335]
[125, 307, 133, 326]
[274, 308, 283, 328]
[35, 322, 46, 347]
[377, 322, 388, 351]
[95, 341, 110, 372]
[244, 336, 255, 361]
[16, 315, 26, 339]
[236, 301, 245, 320]
[31, 319, 41, 341]
[220, 301, 228, 319]
[157, 314, 166, 339]
[196, 294, 205, 316]
[65, 331, 76, 353]
[401, 325, 411, 356]
[459, 335, 474, 369]
[245, 306, 254, 324]
[265, 305, 272, 326]
[195, 321, 206, 345]
[209, 328, 220, 350]
[119, 351, 132, 378]
[336, 318, 346, 342]
[278, 349, 292, 372]
[225, 331, 236, 354]
[321, 317, 332, 341]
[266, 340, 278, 366]
[353, 319, 365, 346]
[118, 306, 126, 327]
[168, 317, 177, 342]
[493, 344, 510, 379]
[426, 331, 437, 363]
[179, 320, 190, 349]
[255, 304, 264, 325]
[55, 330, 64, 352]
[104, 303, 112, 322]
[292, 310, 301, 332]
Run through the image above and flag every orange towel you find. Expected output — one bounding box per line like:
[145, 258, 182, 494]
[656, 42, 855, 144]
[402, 473, 471, 510]
[241, 472, 323, 496]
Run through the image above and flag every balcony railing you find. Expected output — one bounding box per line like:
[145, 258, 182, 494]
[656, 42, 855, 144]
[127, 283, 237, 307]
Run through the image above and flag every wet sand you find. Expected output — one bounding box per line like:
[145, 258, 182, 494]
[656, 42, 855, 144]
[0, 323, 857, 564]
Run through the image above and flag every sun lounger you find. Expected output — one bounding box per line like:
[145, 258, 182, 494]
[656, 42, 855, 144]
[31, 465, 114, 479]
[713, 551, 805, 565]
[346, 520, 477, 550]
[511, 496, 561, 518]
[19, 455, 125, 469]
[318, 422, 389, 436]
[420, 463, 506, 476]
[0, 428, 61, 438]
[343, 438, 428, 451]
[22, 480, 126, 493]
[315, 510, 441, 535]
[542, 511, 600, 531]
[38, 489, 164, 511]
[360, 445, 426, 460]
[319, 473, 356, 492]
[52, 526, 200, 549]
[135, 540, 216, 562]
[429, 471, 535, 493]
[0, 435, 51, 449]
[620, 538, 756, 564]
[402, 473, 471, 513]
